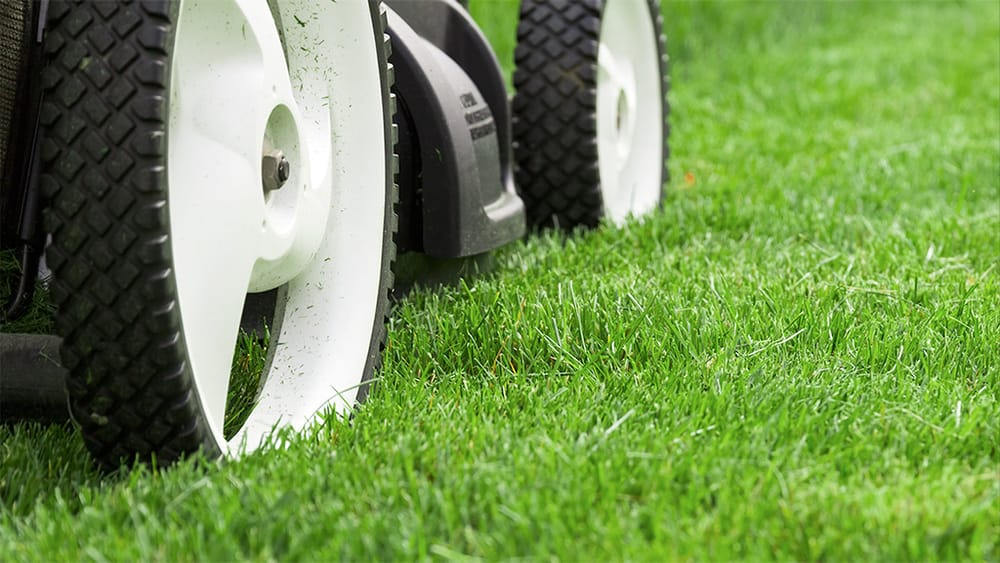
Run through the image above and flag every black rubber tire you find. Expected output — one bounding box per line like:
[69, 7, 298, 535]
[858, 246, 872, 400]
[39, 0, 397, 468]
[511, 0, 669, 230]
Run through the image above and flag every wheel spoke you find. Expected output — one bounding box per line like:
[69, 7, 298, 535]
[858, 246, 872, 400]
[167, 0, 309, 439]
[598, 43, 627, 94]
[168, 126, 259, 439]
[597, 42, 630, 206]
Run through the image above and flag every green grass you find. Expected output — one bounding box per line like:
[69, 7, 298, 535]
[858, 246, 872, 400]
[2, 0, 999, 560]
[224, 329, 270, 440]
[0, 250, 55, 334]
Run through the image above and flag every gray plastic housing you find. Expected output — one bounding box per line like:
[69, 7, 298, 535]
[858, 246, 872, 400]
[386, 0, 525, 258]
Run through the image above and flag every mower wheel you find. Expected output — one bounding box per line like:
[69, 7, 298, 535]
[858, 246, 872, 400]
[39, 0, 397, 466]
[512, 0, 669, 229]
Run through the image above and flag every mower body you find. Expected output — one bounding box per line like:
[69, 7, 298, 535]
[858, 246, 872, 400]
[388, 0, 526, 257]
[1, 0, 526, 421]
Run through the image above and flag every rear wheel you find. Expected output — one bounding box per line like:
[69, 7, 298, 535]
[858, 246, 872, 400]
[40, 0, 397, 466]
[512, 0, 669, 229]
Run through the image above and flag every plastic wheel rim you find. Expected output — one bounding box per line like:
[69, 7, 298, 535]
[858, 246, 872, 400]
[167, 0, 387, 454]
[596, 0, 663, 224]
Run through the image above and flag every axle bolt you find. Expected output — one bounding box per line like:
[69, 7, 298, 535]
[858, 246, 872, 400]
[262, 150, 291, 193]
[277, 157, 290, 183]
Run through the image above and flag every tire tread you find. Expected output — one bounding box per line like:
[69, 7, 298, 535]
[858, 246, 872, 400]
[42, 0, 214, 468]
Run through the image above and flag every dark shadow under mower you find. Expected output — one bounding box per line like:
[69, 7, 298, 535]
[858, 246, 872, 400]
[0, 0, 668, 467]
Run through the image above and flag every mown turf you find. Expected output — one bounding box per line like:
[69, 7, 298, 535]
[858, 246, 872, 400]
[2, 1, 998, 560]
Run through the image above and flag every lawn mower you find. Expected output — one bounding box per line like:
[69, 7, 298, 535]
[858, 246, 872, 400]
[0, 0, 669, 468]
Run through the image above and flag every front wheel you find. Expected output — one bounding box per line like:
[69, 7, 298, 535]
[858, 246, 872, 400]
[512, 0, 669, 229]
[40, 0, 397, 466]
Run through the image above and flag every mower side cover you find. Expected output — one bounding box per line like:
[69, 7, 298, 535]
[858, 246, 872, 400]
[386, 0, 526, 257]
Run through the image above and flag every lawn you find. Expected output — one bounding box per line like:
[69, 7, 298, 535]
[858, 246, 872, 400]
[2, 0, 998, 560]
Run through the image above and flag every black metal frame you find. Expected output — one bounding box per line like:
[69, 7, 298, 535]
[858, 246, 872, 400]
[1, 0, 47, 321]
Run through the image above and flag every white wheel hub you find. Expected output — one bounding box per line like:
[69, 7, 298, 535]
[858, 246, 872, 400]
[597, 0, 663, 223]
[167, 0, 388, 454]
